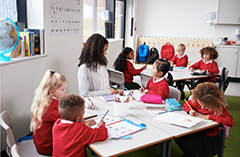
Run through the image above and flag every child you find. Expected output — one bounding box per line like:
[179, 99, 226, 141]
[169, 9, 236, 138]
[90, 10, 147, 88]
[139, 59, 170, 100]
[113, 47, 147, 90]
[52, 94, 108, 157]
[175, 82, 234, 157]
[170, 43, 188, 67]
[171, 43, 188, 99]
[189, 47, 219, 84]
[30, 69, 67, 155]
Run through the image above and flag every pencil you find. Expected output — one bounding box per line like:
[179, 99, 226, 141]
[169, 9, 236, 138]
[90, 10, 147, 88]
[84, 114, 97, 120]
[100, 110, 109, 122]
[87, 98, 93, 105]
[184, 99, 193, 111]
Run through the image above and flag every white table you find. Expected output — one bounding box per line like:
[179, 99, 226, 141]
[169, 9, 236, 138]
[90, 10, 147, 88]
[87, 97, 173, 157]
[140, 65, 211, 88]
[96, 98, 220, 156]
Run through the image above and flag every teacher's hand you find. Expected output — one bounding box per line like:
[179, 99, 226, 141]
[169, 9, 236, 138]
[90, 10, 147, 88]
[111, 88, 118, 94]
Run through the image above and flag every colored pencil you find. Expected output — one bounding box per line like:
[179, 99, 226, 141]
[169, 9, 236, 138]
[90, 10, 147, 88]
[184, 99, 193, 111]
[100, 110, 109, 122]
[84, 114, 98, 120]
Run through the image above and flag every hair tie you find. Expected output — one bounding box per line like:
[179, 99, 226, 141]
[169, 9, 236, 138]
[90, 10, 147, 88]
[50, 70, 55, 75]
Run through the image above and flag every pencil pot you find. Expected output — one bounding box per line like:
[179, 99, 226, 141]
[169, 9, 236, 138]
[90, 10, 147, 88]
[114, 96, 131, 116]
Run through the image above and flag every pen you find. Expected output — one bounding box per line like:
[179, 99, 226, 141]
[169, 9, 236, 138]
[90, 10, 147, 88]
[184, 99, 193, 111]
[100, 110, 109, 122]
[84, 114, 97, 120]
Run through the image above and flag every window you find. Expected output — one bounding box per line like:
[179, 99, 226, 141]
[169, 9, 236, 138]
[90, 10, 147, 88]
[83, 0, 126, 42]
[83, 0, 106, 40]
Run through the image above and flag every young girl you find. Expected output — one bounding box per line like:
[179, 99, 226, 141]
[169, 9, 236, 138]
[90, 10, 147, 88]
[170, 43, 188, 67]
[113, 47, 147, 90]
[139, 59, 170, 100]
[189, 47, 219, 83]
[175, 82, 234, 157]
[30, 69, 67, 155]
[78, 33, 118, 97]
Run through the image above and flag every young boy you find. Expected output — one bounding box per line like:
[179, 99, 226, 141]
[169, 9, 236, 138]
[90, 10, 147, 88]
[170, 43, 188, 67]
[170, 43, 188, 99]
[52, 94, 108, 157]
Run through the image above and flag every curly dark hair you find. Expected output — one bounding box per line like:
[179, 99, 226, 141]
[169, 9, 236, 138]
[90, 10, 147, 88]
[113, 47, 133, 72]
[78, 33, 109, 71]
[200, 47, 218, 60]
[191, 82, 226, 115]
[59, 94, 84, 120]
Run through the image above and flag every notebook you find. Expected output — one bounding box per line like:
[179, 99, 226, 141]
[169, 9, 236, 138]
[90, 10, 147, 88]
[101, 94, 119, 102]
[153, 112, 203, 128]
[91, 114, 145, 139]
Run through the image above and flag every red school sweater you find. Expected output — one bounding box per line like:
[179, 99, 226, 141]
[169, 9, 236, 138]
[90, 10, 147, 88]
[170, 54, 188, 67]
[52, 118, 108, 157]
[183, 100, 234, 136]
[124, 60, 144, 83]
[189, 59, 219, 82]
[33, 98, 60, 154]
[145, 77, 169, 100]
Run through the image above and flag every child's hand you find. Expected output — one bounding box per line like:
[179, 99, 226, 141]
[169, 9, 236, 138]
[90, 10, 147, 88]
[198, 114, 210, 120]
[111, 88, 118, 94]
[139, 87, 145, 93]
[97, 121, 106, 127]
[142, 65, 147, 70]
[143, 89, 148, 94]
[189, 110, 197, 117]
[84, 119, 96, 126]
[200, 70, 207, 73]
[189, 67, 194, 71]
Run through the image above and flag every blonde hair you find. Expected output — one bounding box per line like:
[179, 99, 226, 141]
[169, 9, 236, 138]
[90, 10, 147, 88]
[30, 69, 66, 134]
[175, 43, 186, 51]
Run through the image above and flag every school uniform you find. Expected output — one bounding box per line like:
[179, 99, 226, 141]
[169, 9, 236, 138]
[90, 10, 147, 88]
[145, 77, 169, 100]
[33, 98, 60, 155]
[189, 59, 219, 83]
[52, 118, 108, 157]
[123, 60, 144, 89]
[78, 64, 111, 97]
[175, 100, 234, 157]
[171, 54, 188, 67]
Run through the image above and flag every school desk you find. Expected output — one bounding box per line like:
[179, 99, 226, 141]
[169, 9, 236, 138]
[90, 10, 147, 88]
[85, 97, 173, 157]
[96, 97, 221, 156]
[139, 65, 211, 89]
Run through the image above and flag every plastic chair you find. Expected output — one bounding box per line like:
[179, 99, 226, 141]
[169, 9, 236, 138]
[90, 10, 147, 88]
[107, 68, 125, 89]
[0, 110, 47, 157]
[140, 73, 151, 87]
[168, 86, 181, 102]
[11, 144, 21, 157]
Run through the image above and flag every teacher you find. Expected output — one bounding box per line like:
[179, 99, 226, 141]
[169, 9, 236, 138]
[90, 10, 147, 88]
[77, 33, 118, 97]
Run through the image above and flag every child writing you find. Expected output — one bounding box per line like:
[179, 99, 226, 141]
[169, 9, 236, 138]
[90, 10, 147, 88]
[139, 59, 170, 100]
[189, 47, 219, 84]
[30, 69, 67, 155]
[171, 43, 189, 99]
[113, 47, 147, 90]
[175, 82, 234, 157]
[52, 94, 108, 157]
[170, 43, 188, 67]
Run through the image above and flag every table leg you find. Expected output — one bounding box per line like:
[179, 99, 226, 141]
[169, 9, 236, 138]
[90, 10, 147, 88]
[166, 139, 172, 157]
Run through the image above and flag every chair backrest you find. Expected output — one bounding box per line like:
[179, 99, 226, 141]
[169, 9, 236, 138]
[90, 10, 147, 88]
[140, 73, 151, 87]
[0, 110, 13, 130]
[217, 67, 229, 92]
[168, 86, 181, 102]
[107, 68, 125, 89]
[0, 111, 17, 156]
[11, 144, 22, 157]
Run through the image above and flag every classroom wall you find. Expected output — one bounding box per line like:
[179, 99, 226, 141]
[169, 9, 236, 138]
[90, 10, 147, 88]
[124, 0, 239, 61]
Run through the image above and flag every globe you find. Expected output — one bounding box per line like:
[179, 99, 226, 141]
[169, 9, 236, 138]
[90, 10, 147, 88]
[0, 17, 20, 62]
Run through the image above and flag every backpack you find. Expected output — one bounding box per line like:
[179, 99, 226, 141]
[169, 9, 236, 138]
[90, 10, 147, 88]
[137, 42, 149, 63]
[160, 42, 175, 61]
[147, 47, 159, 64]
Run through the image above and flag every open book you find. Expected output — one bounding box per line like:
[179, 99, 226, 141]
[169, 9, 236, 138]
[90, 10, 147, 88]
[90, 114, 145, 139]
[153, 112, 203, 128]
